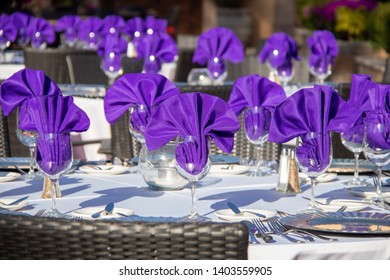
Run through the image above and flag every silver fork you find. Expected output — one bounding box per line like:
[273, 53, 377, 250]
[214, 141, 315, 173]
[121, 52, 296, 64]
[251, 219, 273, 243]
[255, 218, 310, 243]
[269, 217, 338, 242]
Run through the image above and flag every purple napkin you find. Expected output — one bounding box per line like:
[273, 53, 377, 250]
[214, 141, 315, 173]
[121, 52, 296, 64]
[19, 95, 90, 175]
[0, 14, 17, 45]
[192, 27, 244, 79]
[136, 33, 177, 73]
[145, 16, 167, 35]
[269, 85, 361, 172]
[97, 33, 128, 72]
[101, 15, 126, 36]
[10, 12, 32, 46]
[0, 68, 61, 116]
[259, 32, 300, 74]
[308, 30, 338, 74]
[124, 17, 144, 40]
[55, 15, 81, 44]
[366, 83, 390, 116]
[77, 16, 103, 49]
[228, 74, 287, 116]
[104, 73, 180, 134]
[25, 17, 55, 48]
[18, 95, 90, 133]
[144, 93, 240, 175]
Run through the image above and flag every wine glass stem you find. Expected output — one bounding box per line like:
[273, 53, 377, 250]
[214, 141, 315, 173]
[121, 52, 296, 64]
[50, 178, 59, 212]
[353, 152, 360, 182]
[28, 147, 36, 176]
[189, 181, 197, 217]
[309, 177, 317, 209]
[376, 167, 384, 202]
[254, 145, 263, 176]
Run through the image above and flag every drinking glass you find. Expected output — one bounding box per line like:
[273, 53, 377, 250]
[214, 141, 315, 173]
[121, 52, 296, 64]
[101, 52, 123, 85]
[309, 64, 331, 84]
[176, 136, 211, 222]
[15, 108, 39, 180]
[276, 66, 294, 88]
[363, 122, 390, 205]
[244, 106, 271, 176]
[187, 68, 213, 86]
[340, 125, 366, 186]
[36, 132, 73, 218]
[128, 104, 147, 143]
[296, 132, 333, 211]
[16, 128, 38, 180]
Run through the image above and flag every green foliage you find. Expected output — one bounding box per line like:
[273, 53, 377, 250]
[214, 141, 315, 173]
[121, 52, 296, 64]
[368, 2, 390, 53]
[335, 7, 368, 40]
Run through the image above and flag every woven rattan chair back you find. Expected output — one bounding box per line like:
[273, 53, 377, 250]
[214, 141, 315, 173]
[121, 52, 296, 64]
[0, 107, 11, 157]
[0, 214, 248, 260]
[121, 57, 144, 74]
[24, 47, 95, 84]
[383, 58, 390, 83]
[226, 55, 269, 81]
[174, 49, 202, 82]
[66, 53, 108, 85]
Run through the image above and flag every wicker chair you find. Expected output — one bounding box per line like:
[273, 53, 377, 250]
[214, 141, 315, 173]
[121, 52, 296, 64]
[174, 49, 202, 82]
[0, 214, 248, 260]
[66, 53, 108, 85]
[24, 47, 95, 84]
[383, 58, 390, 83]
[0, 107, 11, 157]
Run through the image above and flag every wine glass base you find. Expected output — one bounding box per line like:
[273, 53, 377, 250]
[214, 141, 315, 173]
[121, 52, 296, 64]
[44, 209, 72, 219]
[178, 212, 211, 222]
[24, 171, 43, 181]
[342, 179, 370, 187]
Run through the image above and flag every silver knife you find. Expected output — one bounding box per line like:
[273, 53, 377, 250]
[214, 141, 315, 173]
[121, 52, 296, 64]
[9, 196, 29, 206]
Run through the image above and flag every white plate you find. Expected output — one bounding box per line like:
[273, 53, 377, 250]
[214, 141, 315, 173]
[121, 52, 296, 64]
[299, 172, 337, 183]
[215, 208, 276, 222]
[0, 198, 28, 211]
[72, 207, 134, 219]
[344, 186, 390, 198]
[0, 172, 21, 182]
[315, 198, 369, 212]
[79, 165, 129, 175]
[209, 165, 250, 176]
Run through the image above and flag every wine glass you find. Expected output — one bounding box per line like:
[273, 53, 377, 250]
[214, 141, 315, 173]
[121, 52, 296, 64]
[309, 64, 331, 85]
[15, 107, 39, 180]
[15, 128, 39, 180]
[340, 125, 366, 186]
[176, 136, 211, 222]
[101, 51, 123, 85]
[128, 104, 147, 143]
[296, 132, 333, 211]
[276, 64, 294, 88]
[243, 106, 271, 176]
[36, 132, 73, 218]
[363, 122, 390, 205]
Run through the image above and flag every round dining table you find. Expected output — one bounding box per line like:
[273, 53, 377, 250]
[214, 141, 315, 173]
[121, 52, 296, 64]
[1, 160, 390, 260]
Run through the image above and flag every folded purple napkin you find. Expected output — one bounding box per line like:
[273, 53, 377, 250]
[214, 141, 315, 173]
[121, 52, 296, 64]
[124, 17, 144, 40]
[0, 68, 61, 116]
[144, 92, 240, 175]
[0, 14, 17, 44]
[55, 15, 81, 44]
[101, 15, 126, 36]
[25, 17, 55, 48]
[97, 33, 128, 72]
[136, 33, 177, 73]
[228, 74, 287, 116]
[145, 16, 167, 35]
[269, 85, 361, 172]
[259, 32, 300, 74]
[104, 73, 180, 134]
[19, 95, 89, 175]
[18, 95, 90, 133]
[10, 12, 32, 46]
[308, 30, 338, 74]
[77, 16, 103, 49]
[192, 27, 244, 79]
[366, 83, 390, 116]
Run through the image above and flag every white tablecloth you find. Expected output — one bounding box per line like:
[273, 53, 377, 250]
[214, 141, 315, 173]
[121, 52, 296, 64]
[1, 167, 390, 260]
[0, 64, 25, 80]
